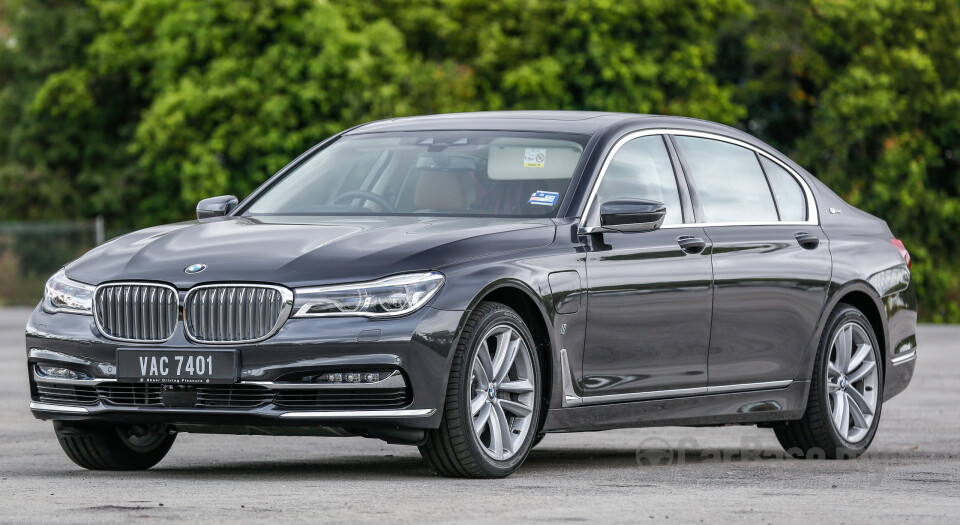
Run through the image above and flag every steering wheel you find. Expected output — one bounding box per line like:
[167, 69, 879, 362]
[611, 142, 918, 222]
[332, 191, 397, 213]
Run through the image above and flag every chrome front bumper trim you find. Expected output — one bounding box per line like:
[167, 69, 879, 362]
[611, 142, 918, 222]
[30, 402, 90, 413]
[280, 409, 435, 419]
[33, 371, 405, 390]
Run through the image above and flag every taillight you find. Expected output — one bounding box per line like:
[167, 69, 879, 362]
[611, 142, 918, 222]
[891, 238, 911, 269]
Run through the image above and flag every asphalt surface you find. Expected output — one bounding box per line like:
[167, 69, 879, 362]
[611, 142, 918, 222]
[1, 307, 958, 523]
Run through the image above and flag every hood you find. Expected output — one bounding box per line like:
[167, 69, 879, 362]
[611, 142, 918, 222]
[65, 215, 557, 288]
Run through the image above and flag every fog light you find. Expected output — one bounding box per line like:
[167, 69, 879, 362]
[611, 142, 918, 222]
[298, 370, 394, 384]
[36, 364, 90, 380]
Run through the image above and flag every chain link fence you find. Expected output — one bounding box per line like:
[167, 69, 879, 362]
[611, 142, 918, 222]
[0, 218, 104, 307]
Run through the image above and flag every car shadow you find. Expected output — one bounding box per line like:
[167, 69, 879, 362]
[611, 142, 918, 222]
[51, 446, 802, 480]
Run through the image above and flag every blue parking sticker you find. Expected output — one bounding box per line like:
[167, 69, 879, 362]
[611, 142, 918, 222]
[529, 191, 559, 206]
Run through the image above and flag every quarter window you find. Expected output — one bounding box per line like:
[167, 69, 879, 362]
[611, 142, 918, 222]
[594, 135, 683, 225]
[760, 157, 806, 222]
[674, 136, 778, 223]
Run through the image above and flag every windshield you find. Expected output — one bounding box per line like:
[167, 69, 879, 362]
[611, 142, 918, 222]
[243, 131, 588, 217]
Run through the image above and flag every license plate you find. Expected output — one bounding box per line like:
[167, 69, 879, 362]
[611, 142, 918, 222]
[117, 349, 237, 384]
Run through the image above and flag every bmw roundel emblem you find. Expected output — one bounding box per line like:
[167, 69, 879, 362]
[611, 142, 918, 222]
[185, 263, 207, 274]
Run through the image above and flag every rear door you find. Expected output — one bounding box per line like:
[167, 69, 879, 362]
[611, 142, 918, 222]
[672, 134, 832, 387]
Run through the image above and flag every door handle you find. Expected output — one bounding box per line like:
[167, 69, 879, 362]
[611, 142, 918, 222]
[677, 235, 707, 254]
[795, 231, 820, 249]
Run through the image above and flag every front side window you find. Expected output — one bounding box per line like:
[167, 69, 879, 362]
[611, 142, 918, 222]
[594, 135, 683, 225]
[244, 131, 588, 218]
[760, 157, 807, 222]
[674, 136, 778, 223]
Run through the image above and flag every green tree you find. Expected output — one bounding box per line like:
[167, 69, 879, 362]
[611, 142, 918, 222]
[733, 0, 960, 321]
[353, 0, 749, 121]
[0, 0, 106, 221]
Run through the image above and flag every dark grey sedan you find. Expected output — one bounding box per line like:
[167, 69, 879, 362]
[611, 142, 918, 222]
[27, 111, 916, 477]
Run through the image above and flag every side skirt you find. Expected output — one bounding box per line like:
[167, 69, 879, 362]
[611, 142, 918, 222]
[542, 381, 810, 433]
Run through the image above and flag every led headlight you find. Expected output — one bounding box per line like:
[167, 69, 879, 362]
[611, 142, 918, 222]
[292, 272, 444, 318]
[42, 269, 95, 315]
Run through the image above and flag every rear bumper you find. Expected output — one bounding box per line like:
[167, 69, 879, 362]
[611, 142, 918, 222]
[882, 275, 918, 401]
[26, 304, 467, 430]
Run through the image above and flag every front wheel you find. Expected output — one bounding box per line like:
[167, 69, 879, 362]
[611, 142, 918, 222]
[774, 304, 883, 458]
[419, 302, 541, 478]
[54, 421, 176, 470]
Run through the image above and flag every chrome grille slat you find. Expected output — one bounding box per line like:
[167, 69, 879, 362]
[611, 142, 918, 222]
[95, 283, 178, 343]
[184, 285, 292, 344]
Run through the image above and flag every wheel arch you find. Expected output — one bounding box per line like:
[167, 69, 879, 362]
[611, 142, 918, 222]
[799, 281, 889, 383]
[463, 280, 555, 424]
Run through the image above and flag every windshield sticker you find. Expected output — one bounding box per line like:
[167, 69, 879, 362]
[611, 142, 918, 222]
[529, 191, 559, 206]
[523, 148, 546, 168]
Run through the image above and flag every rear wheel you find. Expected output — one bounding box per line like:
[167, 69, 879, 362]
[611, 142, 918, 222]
[54, 421, 176, 470]
[774, 304, 883, 458]
[419, 302, 541, 478]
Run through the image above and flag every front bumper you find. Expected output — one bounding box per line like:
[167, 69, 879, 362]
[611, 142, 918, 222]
[26, 304, 466, 430]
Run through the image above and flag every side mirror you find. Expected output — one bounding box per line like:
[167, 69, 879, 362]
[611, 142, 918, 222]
[196, 195, 238, 220]
[599, 199, 666, 233]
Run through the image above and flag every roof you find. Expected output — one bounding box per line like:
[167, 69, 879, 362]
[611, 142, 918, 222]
[345, 111, 638, 136]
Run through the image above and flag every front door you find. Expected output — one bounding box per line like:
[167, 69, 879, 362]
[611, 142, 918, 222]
[581, 134, 713, 398]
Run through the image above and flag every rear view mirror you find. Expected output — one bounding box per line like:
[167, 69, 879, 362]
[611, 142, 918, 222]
[196, 195, 238, 220]
[599, 199, 666, 233]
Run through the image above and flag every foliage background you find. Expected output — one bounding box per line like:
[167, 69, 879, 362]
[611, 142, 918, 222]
[1, 0, 958, 321]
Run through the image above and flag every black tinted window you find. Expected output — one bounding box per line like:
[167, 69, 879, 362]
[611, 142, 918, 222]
[760, 157, 806, 222]
[674, 136, 778, 223]
[595, 135, 682, 225]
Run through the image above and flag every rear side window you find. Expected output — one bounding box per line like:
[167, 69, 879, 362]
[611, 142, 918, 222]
[594, 135, 683, 225]
[760, 157, 806, 221]
[674, 136, 778, 223]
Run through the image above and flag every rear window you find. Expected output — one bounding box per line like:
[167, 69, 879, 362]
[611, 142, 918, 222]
[674, 136, 779, 223]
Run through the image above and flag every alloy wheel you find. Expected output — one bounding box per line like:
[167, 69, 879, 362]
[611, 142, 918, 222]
[469, 323, 536, 461]
[826, 322, 880, 443]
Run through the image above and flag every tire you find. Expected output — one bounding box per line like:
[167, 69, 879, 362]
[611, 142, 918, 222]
[531, 432, 547, 449]
[419, 301, 542, 478]
[54, 421, 176, 470]
[774, 304, 884, 459]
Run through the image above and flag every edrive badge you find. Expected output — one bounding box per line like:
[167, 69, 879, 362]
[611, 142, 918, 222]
[184, 263, 207, 274]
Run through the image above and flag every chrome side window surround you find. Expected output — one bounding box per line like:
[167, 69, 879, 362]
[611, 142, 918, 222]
[579, 129, 820, 232]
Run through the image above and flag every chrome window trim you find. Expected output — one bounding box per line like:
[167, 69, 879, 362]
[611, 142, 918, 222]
[182, 283, 294, 345]
[560, 349, 793, 407]
[580, 129, 819, 232]
[93, 281, 180, 344]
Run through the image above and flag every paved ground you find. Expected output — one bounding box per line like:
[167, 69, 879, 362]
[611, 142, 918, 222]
[0, 307, 957, 523]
